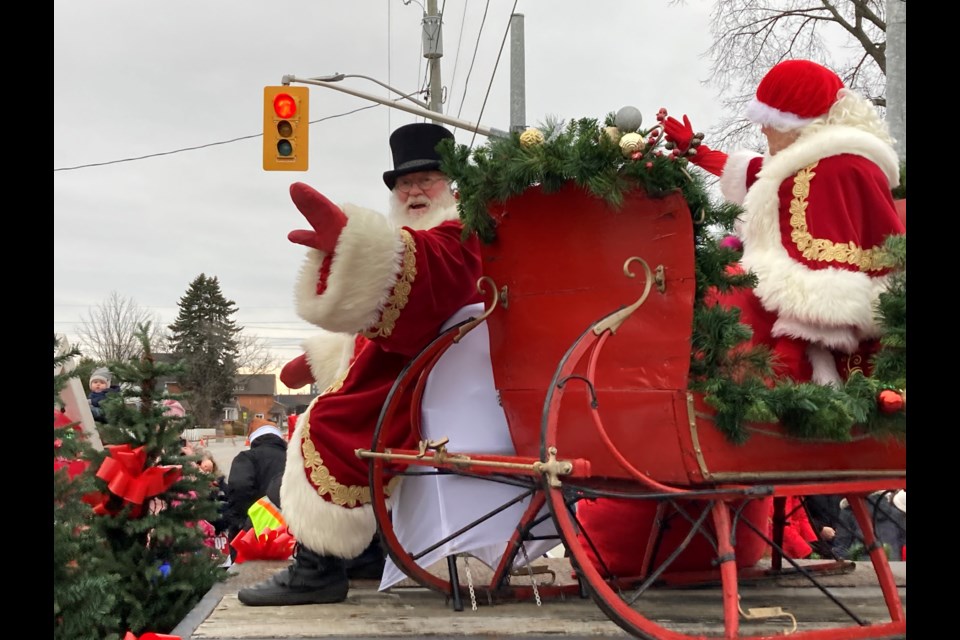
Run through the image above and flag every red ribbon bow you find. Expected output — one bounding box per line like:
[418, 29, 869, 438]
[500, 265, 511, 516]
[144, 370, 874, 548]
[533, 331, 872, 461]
[93, 444, 182, 518]
[230, 525, 296, 564]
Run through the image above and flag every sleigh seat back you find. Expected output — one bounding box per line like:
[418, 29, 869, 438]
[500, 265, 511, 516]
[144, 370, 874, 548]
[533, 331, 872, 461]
[478, 182, 905, 485]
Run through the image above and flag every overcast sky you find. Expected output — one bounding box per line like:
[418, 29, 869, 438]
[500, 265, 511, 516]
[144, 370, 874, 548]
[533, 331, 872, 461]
[54, 0, 726, 389]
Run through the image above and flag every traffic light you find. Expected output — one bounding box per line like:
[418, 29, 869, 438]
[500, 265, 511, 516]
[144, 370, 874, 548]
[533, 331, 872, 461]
[263, 85, 309, 171]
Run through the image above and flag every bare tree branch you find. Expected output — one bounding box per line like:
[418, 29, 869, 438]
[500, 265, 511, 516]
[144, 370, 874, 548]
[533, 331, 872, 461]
[686, 0, 888, 150]
[236, 332, 279, 376]
[77, 291, 167, 362]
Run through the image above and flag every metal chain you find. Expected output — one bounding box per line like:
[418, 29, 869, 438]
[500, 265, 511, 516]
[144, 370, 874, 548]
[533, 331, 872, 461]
[519, 544, 542, 607]
[462, 554, 478, 611]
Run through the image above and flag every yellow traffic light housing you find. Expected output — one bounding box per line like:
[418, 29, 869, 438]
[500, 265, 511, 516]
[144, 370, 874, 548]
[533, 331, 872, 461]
[263, 86, 309, 171]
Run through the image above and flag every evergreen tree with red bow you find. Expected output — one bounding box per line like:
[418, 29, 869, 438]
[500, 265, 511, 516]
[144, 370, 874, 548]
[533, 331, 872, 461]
[54, 335, 121, 640]
[54, 326, 227, 640]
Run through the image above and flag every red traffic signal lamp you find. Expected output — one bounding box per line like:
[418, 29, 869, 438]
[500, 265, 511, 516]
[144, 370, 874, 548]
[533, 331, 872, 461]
[263, 86, 309, 171]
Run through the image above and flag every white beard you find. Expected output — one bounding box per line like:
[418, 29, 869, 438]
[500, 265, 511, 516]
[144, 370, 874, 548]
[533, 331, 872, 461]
[388, 188, 460, 231]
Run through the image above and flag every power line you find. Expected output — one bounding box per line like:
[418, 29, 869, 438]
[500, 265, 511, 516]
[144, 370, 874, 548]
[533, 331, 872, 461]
[455, 0, 491, 120]
[468, 0, 517, 149]
[53, 103, 382, 173]
[445, 0, 470, 116]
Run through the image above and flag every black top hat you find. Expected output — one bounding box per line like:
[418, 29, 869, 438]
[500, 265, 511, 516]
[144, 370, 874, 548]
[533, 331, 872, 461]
[382, 123, 455, 190]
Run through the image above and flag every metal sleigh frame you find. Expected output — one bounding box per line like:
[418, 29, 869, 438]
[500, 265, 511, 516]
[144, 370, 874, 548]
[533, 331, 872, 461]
[356, 203, 905, 640]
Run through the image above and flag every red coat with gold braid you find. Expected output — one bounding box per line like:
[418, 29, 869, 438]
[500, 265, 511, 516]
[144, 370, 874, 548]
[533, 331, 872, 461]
[715, 125, 904, 383]
[279, 202, 483, 560]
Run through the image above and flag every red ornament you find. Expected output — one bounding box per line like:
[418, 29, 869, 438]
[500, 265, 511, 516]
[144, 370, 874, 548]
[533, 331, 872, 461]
[878, 389, 905, 414]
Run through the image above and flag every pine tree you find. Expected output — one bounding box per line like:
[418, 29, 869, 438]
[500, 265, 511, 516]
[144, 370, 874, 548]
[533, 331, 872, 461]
[54, 336, 122, 640]
[56, 327, 227, 638]
[167, 274, 241, 429]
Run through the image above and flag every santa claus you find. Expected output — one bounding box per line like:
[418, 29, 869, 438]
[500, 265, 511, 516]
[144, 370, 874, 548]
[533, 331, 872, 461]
[239, 123, 554, 606]
[664, 59, 905, 384]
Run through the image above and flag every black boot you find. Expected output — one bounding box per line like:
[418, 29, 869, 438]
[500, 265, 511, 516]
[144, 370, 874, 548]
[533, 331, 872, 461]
[344, 535, 386, 580]
[237, 543, 349, 606]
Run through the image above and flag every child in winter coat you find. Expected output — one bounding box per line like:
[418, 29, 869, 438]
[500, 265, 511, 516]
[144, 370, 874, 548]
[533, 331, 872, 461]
[87, 367, 120, 424]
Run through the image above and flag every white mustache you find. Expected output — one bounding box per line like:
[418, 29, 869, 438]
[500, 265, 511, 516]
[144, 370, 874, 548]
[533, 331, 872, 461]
[406, 195, 432, 208]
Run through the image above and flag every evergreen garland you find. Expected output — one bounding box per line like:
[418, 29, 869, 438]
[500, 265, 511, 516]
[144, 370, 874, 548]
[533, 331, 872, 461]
[438, 114, 906, 444]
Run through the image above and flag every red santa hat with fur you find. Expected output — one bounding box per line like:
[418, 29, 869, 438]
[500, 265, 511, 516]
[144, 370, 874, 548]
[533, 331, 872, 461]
[744, 59, 844, 131]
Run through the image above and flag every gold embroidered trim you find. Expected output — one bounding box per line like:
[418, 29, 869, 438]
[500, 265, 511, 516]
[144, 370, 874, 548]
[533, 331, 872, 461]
[362, 229, 417, 339]
[789, 162, 888, 272]
[844, 352, 865, 377]
[323, 367, 350, 395]
[301, 434, 401, 507]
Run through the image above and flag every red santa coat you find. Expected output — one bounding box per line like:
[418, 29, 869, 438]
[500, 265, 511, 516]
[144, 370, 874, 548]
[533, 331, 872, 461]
[279, 202, 484, 559]
[715, 125, 904, 382]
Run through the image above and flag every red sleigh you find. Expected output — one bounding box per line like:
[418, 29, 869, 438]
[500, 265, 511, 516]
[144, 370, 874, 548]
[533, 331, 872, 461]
[358, 182, 906, 640]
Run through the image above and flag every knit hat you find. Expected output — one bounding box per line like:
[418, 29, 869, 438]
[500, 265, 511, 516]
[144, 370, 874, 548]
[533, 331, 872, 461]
[247, 417, 284, 445]
[745, 60, 844, 131]
[161, 399, 186, 418]
[90, 367, 111, 385]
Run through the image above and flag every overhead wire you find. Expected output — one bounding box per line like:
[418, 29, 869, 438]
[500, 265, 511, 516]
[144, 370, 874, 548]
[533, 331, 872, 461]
[57, 0, 514, 360]
[444, 0, 470, 117]
[54, 103, 382, 172]
[455, 0, 491, 121]
[56, 1, 509, 172]
[467, 0, 518, 149]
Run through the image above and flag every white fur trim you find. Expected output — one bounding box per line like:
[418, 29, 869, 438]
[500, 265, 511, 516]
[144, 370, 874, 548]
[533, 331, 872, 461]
[745, 98, 816, 131]
[719, 150, 761, 205]
[806, 344, 842, 386]
[772, 317, 861, 353]
[766, 125, 900, 188]
[294, 203, 406, 334]
[279, 398, 393, 559]
[737, 125, 897, 340]
[302, 332, 355, 391]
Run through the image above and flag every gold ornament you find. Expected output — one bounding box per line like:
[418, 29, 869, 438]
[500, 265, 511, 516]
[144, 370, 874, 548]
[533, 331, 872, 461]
[519, 127, 545, 148]
[602, 126, 622, 144]
[619, 132, 646, 157]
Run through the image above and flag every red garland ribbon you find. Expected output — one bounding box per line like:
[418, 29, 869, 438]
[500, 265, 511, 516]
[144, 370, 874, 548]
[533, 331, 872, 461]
[230, 525, 296, 564]
[123, 632, 182, 640]
[93, 445, 182, 518]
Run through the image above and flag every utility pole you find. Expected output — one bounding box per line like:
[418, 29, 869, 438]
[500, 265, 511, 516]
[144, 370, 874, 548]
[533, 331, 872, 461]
[423, 1, 443, 118]
[885, 0, 906, 164]
[510, 13, 526, 133]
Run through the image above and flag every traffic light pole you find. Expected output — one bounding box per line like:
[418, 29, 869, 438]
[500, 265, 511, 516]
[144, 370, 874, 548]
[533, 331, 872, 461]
[280, 74, 510, 139]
